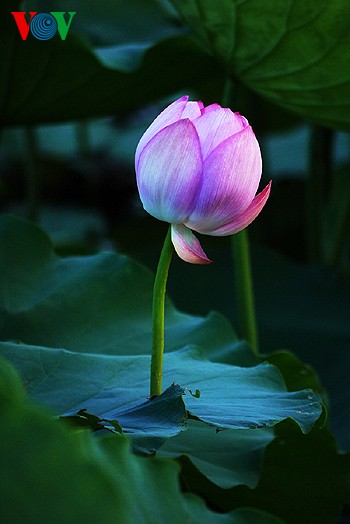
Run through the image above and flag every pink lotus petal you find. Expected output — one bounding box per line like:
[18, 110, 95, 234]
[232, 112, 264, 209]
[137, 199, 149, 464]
[171, 224, 212, 264]
[182, 101, 203, 119]
[201, 103, 222, 114]
[186, 126, 262, 233]
[135, 96, 189, 170]
[137, 120, 203, 224]
[193, 108, 249, 160]
[207, 181, 272, 236]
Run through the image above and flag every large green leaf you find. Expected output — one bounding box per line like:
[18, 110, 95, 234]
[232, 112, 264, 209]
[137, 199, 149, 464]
[1, 355, 252, 524]
[0, 214, 236, 357]
[170, 0, 350, 130]
[0, 341, 322, 433]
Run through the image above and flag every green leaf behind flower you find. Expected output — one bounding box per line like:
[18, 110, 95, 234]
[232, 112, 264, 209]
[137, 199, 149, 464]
[170, 0, 350, 130]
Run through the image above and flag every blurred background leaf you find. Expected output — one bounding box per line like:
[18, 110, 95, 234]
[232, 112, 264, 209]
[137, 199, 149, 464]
[177, 421, 350, 524]
[28, 0, 183, 46]
[170, 0, 350, 130]
[0, 33, 224, 125]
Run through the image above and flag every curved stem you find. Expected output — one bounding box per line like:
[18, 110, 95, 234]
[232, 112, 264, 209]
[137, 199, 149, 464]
[231, 230, 258, 353]
[150, 227, 173, 397]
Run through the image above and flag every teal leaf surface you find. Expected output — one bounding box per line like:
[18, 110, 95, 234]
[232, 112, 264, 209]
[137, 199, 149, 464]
[0, 342, 322, 434]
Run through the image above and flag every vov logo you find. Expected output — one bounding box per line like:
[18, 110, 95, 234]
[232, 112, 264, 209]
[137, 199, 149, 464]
[11, 12, 76, 41]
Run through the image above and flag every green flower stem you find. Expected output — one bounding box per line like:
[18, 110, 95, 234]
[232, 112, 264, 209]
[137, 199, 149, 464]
[150, 227, 173, 397]
[231, 230, 258, 354]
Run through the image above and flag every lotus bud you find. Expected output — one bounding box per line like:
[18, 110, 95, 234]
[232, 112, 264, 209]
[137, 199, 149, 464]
[135, 96, 271, 263]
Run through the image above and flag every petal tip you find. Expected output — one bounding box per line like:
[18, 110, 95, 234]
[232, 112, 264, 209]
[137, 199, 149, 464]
[171, 224, 212, 264]
[205, 180, 272, 237]
[176, 95, 189, 103]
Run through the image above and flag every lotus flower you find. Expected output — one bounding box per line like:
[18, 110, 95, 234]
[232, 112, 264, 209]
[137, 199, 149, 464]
[135, 96, 271, 264]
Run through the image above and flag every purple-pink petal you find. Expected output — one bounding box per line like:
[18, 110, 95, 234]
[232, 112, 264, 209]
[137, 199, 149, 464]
[206, 181, 272, 236]
[171, 224, 212, 264]
[186, 126, 262, 234]
[135, 96, 189, 170]
[193, 108, 248, 160]
[136, 119, 203, 224]
[182, 101, 203, 119]
[134, 96, 271, 264]
[201, 103, 222, 114]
